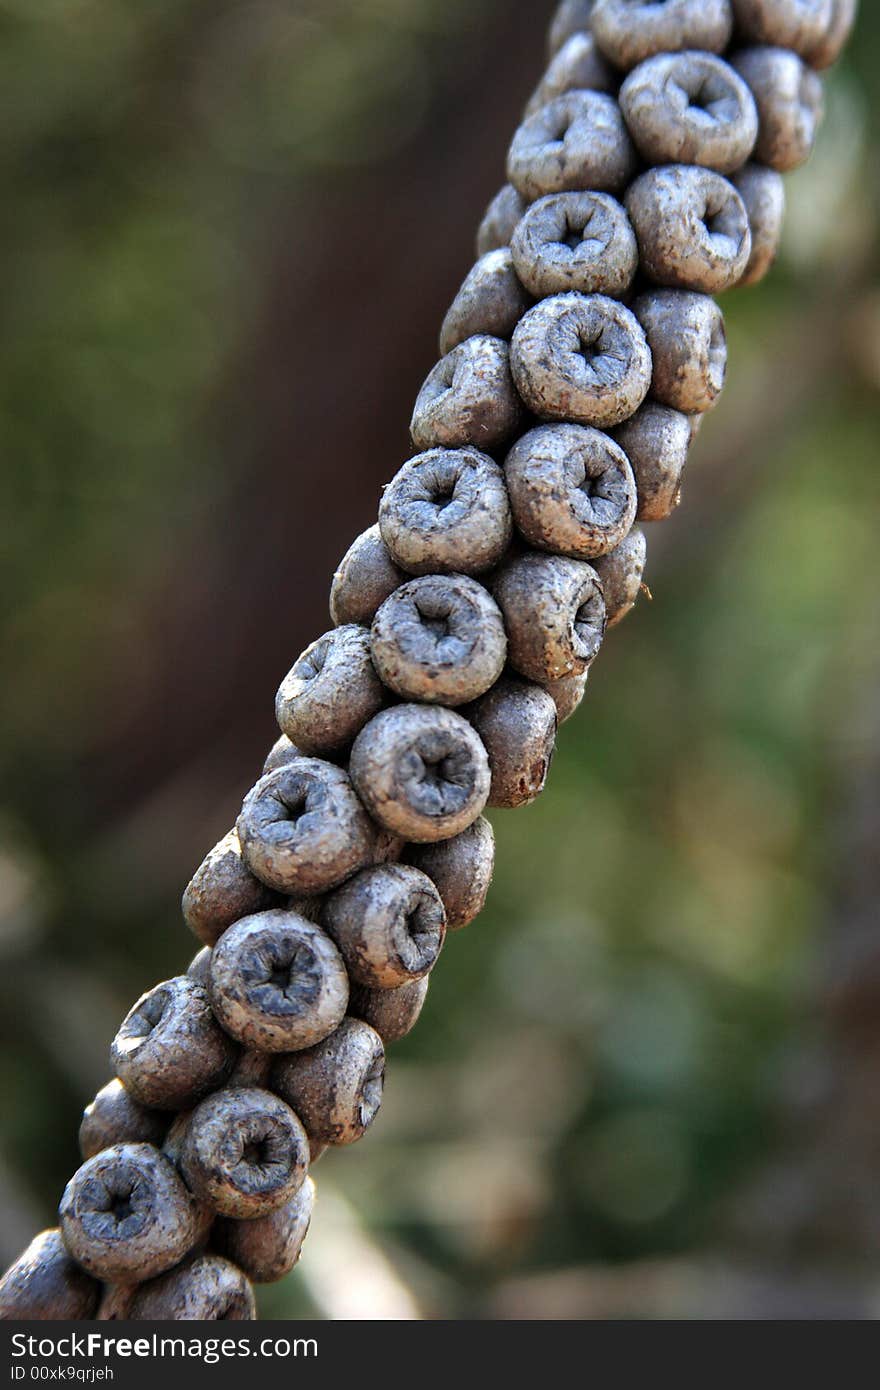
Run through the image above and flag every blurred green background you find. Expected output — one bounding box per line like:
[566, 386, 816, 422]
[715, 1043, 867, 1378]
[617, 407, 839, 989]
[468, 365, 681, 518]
[2, 0, 879, 1319]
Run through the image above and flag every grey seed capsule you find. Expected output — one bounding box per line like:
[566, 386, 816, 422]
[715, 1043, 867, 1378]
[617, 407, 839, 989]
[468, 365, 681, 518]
[213, 1178, 315, 1285]
[476, 184, 527, 257]
[348, 976, 430, 1044]
[410, 336, 521, 452]
[504, 422, 637, 559]
[467, 677, 558, 810]
[79, 1079, 169, 1161]
[804, 0, 857, 70]
[263, 734, 302, 774]
[0, 1229, 99, 1320]
[544, 669, 590, 724]
[187, 945, 212, 986]
[528, 32, 616, 117]
[493, 552, 606, 682]
[507, 91, 638, 202]
[626, 166, 751, 294]
[179, 1087, 309, 1220]
[350, 705, 491, 843]
[379, 447, 512, 577]
[209, 909, 348, 1053]
[322, 863, 445, 990]
[731, 164, 786, 287]
[183, 828, 281, 948]
[275, 625, 385, 758]
[591, 0, 734, 70]
[593, 526, 648, 626]
[548, 0, 598, 58]
[620, 52, 758, 173]
[371, 574, 507, 707]
[330, 524, 405, 629]
[237, 758, 376, 896]
[613, 401, 691, 521]
[402, 816, 495, 931]
[129, 1254, 255, 1321]
[272, 1017, 385, 1146]
[731, 0, 833, 57]
[510, 293, 652, 429]
[511, 191, 638, 299]
[229, 1049, 274, 1090]
[59, 1144, 200, 1283]
[732, 47, 824, 173]
[634, 289, 727, 413]
[111, 977, 236, 1111]
[439, 250, 532, 356]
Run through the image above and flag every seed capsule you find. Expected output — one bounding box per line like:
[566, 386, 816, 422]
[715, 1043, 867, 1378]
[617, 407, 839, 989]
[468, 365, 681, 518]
[183, 828, 281, 948]
[543, 669, 590, 724]
[275, 625, 385, 758]
[732, 46, 824, 173]
[263, 735, 302, 774]
[634, 289, 727, 413]
[467, 677, 558, 809]
[731, 164, 786, 287]
[528, 32, 616, 116]
[548, 0, 599, 58]
[511, 191, 638, 299]
[493, 552, 606, 682]
[350, 704, 491, 843]
[110, 976, 236, 1111]
[348, 976, 430, 1043]
[476, 184, 527, 257]
[439, 250, 532, 356]
[187, 946, 212, 986]
[593, 526, 648, 627]
[402, 816, 495, 931]
[626, 166, 751, 294]
[329, 523, 405, 628]
[507, 90, 637, 201]
[591, 0, 734, 70]
[379, 447, 512, 577]
[730, 0, 834, 58]
[620, 52, 758, 173]
[322, 863, 445, 989]
[272, 1018, 385, 1146]
[410, 336, 521, 452]
[614, 401, 691, 521]
[803, 0, 857, 70]
[237, 758, 376, 895]
[59, 1143, 201, 1283]
[213, 1178, 315, 1284]
[209, 909, 349, 1053]
[79, 1078, 169, 1160]
[0, 1229, 99, 1320]
[178, 1086, 309, 1219]
[129, 1254, 256, 1320]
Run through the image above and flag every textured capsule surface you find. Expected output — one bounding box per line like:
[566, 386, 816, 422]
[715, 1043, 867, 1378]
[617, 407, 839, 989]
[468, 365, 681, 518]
[410, 336, 521, 452]
[322, 863, 445, 990]
[493, 552, 607, 682]
[626, 165, 751, 294]
[379, 447, 512, 577]
[591, 0, 734, 70]
[511, 191, 638, 300]
[272, 1018, 386, 1147]
[507, 90, 638, 201]
[402, 816, 495, 931]
[634, 289, 727, 414]
[619, 51, 758, 172]
[275, 625, 386, 757]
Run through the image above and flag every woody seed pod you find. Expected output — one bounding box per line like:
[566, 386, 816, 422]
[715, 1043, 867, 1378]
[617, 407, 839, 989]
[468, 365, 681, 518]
[59, 1144, 201, 1283]
[467, 677, 558, 809]
[213, 1178, 315, 1284]
[731, 164, 786, 287]
[322, 863, 445, 989]
[504, 422, 637, 559]
[626, 166, 751, 294]
[0, 1229, 100, 1320]
[129, 1254, 256, 1320]
[619, 52, 759, 172]
[275, 625, 386, 757]
[209, 909, 349, 1053]
[511, 293, 652, 428]
[591, 0, 734, 70]
[350, 704, 491, 843]
[402, 815, 495, 931]
[79, 1078, 169, 1160]
[634, 289, 727, 413]
[379, 447, 512, 577]
[732, 46, 824, 172]
[543, 669, 590, 724]
[410, 336, 521, 452]
[263, 735, 302, 774]
[348, 975, 430, 1044]
[476, 184, 527, 257]
[237, 759, 376, 895]
[371, 574, 507, 706]
[493, 552, 606, 681]
[329, 523, 405, 628]
[187, 946, 212, 986]
[510, 191, 638, 299]
[179, 1087, 309, 1219]
[111, 976, 236, 1111]
[613, 401, 691, 520]
[507, 91, 638, 201]
[548, 0, 598, 58]
[183, 828, 281, 948]
[593, 526, 648, 626]
[272, 1018, 385, 1147]
[439, 250, 532, 356]
[730, 0, 833, 57]
[527, 33, 616, 117]
[229, 1049, 274, 1090]
[803, 0, 857, 70]
[95, 1283, 137, 1320]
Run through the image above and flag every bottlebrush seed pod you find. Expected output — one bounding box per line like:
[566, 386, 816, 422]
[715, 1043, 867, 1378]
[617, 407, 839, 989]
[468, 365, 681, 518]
[128, 1254, 256, 1321]
[0, 1229, 100, 1320]
[467, 676, 558, 809]
[591, 0, 734, 70]
[527, 32, 616, 116]
[275, 625, 386, 758]
[186, 946, 212, 986]
[593, 526, 648, 626]
[402, 815, 495, 931]
[110, 977, 236, 1111]
[371, 574, 507, 706]
[348, 976, 430, 1044]
[504, 423, 637, 559]
[439, 250, 533, 355]
[732, 46, 824, 173]
[228, 1049, 274, 1090]
[493, 552, 606, 681]
[213, 1178, 315, 1285]
[379, 447, 512, 577]
[263, 734, 302, 774]
[634, 289, 727, 413]
[183, 828, 281, 948]
[178, 1087, 309, 1220]
[619, 52, 759, 173]
[329, 523, 405, 629]
[511, 191, 638, 300]
[208, 909, 349, 1053]
[272, 1018, 385, 1147]
[626, 166, 752, 295]
[730, 0, 833, 58]
[507, 90, 638, 201]
[321, 863, 446, 989]
[59, 1143, 201, 1283]
[237, 759, 376, 896]
[79, 1078, 169, 1161]
[548, 0, 598, 58]
[350, 704, 491, 843]
[410, 335, 521, 452]
[543, 668, 590, 724]
[476, 184, 527, 257]
[804, 0, 857, 70]
[731, 164, 786, 287]
[614, 401, 691, 521]
[510, 293, 652, 429]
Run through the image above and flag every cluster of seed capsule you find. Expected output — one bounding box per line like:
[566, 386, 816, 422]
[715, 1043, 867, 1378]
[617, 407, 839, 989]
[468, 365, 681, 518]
[0, 0, 856, 1322]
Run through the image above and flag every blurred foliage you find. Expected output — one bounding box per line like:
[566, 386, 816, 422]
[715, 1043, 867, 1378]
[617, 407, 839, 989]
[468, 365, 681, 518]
[1, 0, 879, 1319]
